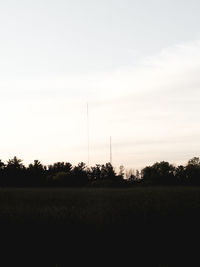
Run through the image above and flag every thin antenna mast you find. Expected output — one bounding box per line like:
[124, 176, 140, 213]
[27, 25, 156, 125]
[87, 103, 90, 166]
[110, 136, 112, 165]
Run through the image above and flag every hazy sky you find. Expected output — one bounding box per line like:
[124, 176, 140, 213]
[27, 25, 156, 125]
[1, 0, 200, 169]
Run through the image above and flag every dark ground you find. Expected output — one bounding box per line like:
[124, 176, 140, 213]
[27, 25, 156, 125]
[0, 187, 200, 266]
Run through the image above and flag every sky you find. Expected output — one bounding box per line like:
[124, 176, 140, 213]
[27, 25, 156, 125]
[0, 0, 200, 170]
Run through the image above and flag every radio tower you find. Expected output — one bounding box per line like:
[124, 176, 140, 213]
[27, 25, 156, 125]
[110, 136, 112, 165]
[87, 103, 90, 166]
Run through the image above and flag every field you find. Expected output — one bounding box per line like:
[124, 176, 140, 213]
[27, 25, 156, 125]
[1, 186, 200, 265]
[0, 186, 200, 226]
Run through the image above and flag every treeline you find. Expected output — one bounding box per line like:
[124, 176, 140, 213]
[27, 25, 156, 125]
[0, 156, 200, 187]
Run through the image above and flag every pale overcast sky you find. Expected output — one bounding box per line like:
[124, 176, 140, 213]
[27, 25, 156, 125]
[0, 0, 200, 169]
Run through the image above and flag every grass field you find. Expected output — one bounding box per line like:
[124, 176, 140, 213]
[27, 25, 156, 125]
[0, 186, 200, 226]
[0, 186, 200, 266]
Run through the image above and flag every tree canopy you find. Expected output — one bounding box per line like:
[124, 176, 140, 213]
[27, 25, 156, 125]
[0, 156, 199, 187]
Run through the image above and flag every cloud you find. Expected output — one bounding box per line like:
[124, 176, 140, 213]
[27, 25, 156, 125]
[1, 40, 200, 168]
[87, 40, 200, 168]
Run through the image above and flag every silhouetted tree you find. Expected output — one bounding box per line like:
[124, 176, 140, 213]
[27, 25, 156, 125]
[126, 168, 136, 181]
[7, 156, 24, 169]
[89, 164, 102, 182]
[185, 157, 200, 185]
[0, 160, 5, 169]
[5, 156, 26, 186]
[90, 163, 123, 186]
[0, 160, 5, 186]
[0, 155, 200, 187]
[48, 162, 72, 176]
[188, 157, 200, 165]
[27, 160, 46, 186]
[71, 162, 88, 186]
[175, 165, 187, 184]
[118, 165, 125, 180]
[100, 163, 116, 180]
[141, 161, 176, 185]
[135, 170, 141, 180]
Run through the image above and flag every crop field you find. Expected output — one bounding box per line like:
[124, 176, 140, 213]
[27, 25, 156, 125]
[0, 186, 200, 265]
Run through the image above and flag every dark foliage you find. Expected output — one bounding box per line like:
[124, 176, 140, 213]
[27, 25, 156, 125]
[141, 161, 176, 185]
[0, 156, 200, 187]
